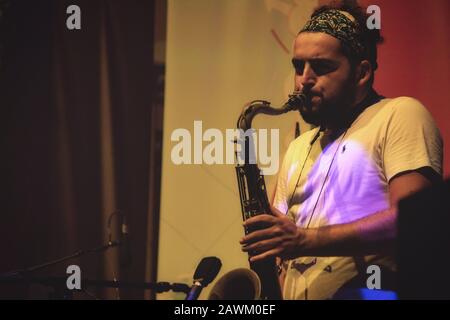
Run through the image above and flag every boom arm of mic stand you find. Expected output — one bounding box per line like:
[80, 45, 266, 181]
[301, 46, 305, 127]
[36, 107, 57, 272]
[0, 241, 121, 278]
[0, 275, 190, 294]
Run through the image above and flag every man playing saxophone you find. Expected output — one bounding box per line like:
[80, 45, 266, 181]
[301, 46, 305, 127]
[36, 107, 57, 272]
[240, 1, 443, 300]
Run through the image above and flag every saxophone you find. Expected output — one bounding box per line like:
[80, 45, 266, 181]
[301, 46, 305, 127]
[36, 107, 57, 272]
[208, 92, 306, 300]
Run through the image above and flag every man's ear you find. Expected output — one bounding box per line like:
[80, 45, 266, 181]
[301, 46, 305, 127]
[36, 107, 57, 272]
[356, 60, 372, 87]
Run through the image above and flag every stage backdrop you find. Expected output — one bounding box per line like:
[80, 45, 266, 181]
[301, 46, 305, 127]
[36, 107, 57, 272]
[158, 0, 450, 299]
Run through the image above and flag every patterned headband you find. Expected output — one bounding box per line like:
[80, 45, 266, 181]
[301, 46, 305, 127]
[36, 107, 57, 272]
[300, 9, 365, 58]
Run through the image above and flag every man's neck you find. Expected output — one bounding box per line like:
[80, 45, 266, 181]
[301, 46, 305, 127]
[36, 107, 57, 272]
[322, 88, 379, 137]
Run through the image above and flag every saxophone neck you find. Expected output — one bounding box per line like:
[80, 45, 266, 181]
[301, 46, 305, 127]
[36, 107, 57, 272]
[237, 93, 306, 131]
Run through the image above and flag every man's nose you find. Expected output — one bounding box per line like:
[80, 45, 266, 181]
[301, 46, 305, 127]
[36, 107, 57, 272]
[300, 64, 316, 91]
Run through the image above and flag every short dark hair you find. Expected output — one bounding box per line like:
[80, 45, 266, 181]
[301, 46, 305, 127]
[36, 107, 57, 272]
[310, 1, 383, 83]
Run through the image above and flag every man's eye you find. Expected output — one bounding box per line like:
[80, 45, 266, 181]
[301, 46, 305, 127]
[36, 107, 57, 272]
[311, 63, 334, 75]
[292, 59, 305, 74]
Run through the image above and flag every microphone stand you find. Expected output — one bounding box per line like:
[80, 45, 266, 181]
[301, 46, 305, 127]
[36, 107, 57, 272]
[2, 240, 121, 277]
[0, 275, 191, 298]
[0, 212, 185, 299]
[0, 240, 190, 299]
[0, 240, 123, 299]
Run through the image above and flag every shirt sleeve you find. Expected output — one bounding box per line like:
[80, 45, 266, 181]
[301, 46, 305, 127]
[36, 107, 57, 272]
[383, 97, 443, 182]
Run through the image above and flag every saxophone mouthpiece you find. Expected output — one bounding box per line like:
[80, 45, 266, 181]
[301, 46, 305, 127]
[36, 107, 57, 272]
[287, 91, 306, 110]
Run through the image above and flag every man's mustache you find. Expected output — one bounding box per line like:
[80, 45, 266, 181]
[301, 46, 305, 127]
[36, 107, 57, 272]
[300, 89, 322, 99]
[302, 91, 323, 105]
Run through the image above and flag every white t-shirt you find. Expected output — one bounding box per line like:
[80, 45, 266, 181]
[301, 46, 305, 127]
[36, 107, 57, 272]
[273, 96, 443, 300]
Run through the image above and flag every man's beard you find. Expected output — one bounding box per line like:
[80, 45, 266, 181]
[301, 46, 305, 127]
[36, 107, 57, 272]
[299, 78, 357, 128]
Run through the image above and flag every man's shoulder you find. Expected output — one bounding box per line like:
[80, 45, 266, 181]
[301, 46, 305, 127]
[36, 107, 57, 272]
[379, 96, 430, 115]
[379, 96, 441, 131]
[364, 96, 436, 129]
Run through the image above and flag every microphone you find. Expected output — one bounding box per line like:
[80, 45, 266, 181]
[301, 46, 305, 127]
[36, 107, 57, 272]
[185, 256, 222, 300]
[119, 215, 132, 268]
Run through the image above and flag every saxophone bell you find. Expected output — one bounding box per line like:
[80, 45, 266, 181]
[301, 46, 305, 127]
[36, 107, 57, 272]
[208, 268, 261, 300]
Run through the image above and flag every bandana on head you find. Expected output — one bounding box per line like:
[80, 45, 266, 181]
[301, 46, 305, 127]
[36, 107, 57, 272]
[300, 9, 365, 58]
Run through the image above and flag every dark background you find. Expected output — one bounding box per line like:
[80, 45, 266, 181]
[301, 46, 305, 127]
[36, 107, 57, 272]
[0, 0, 165, 299]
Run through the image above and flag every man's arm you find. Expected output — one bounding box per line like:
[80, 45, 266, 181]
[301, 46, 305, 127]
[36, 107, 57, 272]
[241, 169, 436, 262]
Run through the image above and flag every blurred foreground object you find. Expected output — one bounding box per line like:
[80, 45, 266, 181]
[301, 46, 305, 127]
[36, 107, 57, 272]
[398, 178, 450, 299]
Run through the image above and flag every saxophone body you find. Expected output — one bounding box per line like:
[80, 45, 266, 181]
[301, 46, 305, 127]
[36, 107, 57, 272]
[208, 92, 305, 300]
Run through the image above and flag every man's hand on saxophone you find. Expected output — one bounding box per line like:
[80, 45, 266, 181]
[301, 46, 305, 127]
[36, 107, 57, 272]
[240, 206, 313, 263]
